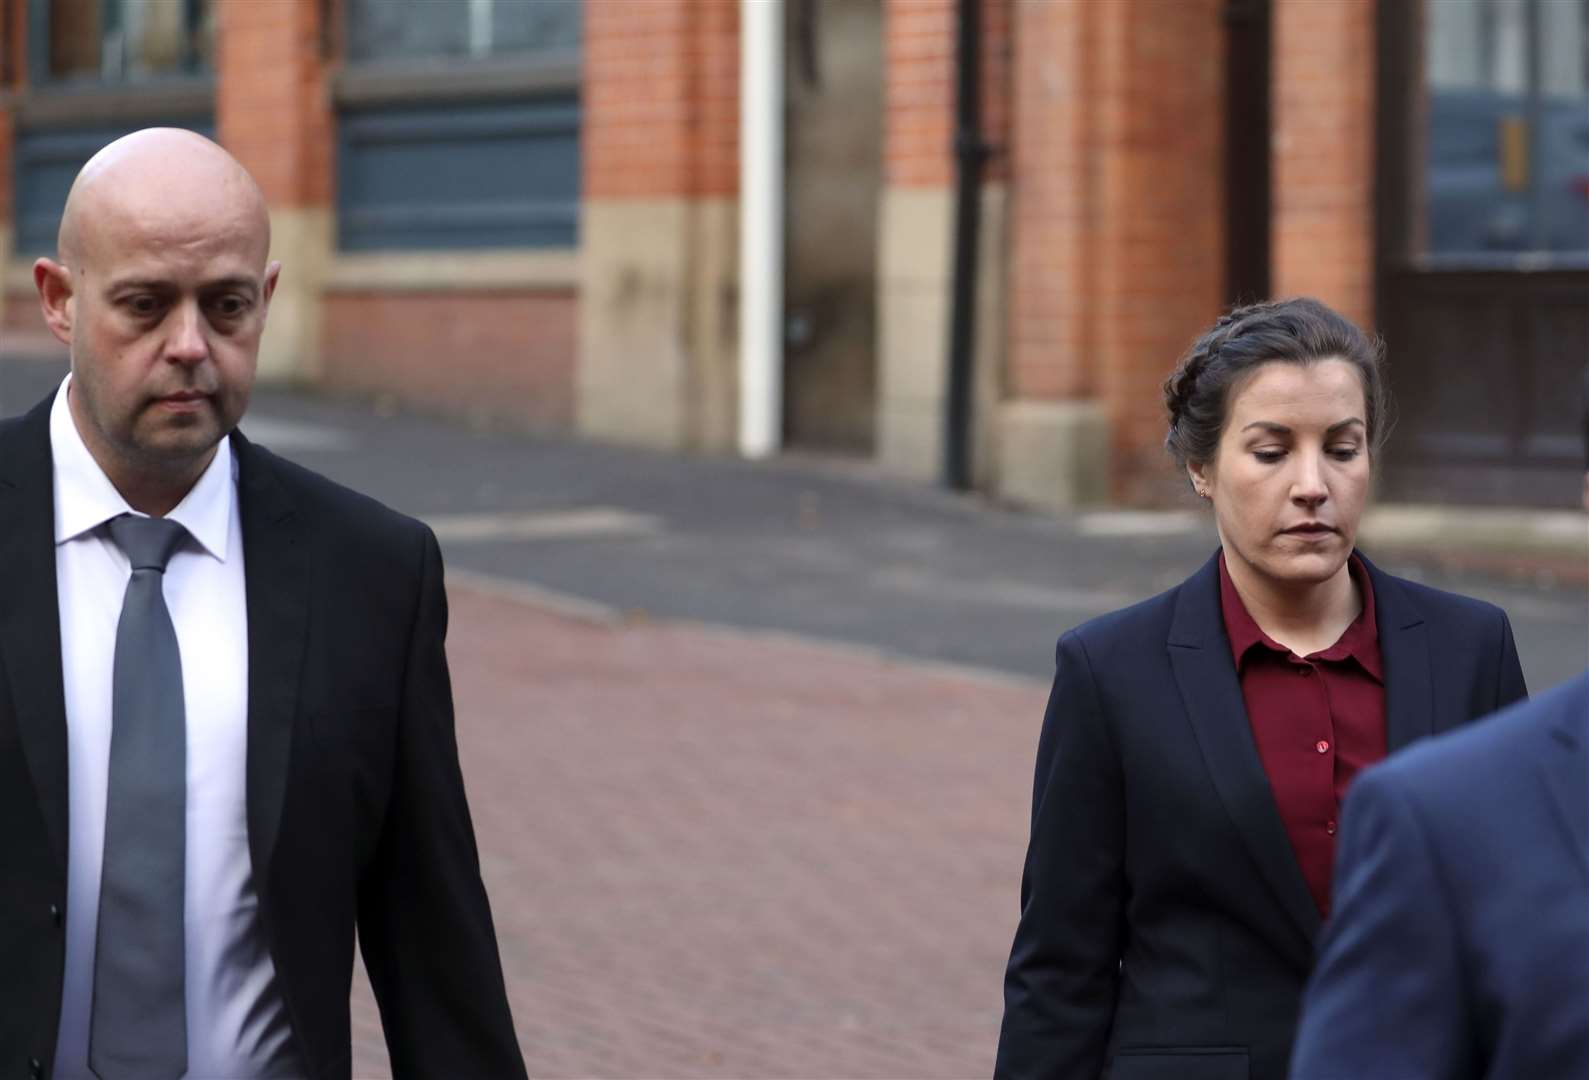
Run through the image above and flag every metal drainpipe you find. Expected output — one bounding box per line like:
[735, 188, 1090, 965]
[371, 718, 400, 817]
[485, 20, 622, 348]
[942, 0, 986, 490]
[739, 0, 785, 459]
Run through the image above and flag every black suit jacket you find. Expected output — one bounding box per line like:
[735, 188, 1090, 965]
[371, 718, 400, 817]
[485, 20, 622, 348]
[1290, 671, 1589, 1080]
[995, 551, 1527, 1080]
[0, 395, 527, 1079]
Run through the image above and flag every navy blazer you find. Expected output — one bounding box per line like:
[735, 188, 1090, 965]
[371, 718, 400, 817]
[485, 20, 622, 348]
[995, 551, 1528, 1080]
[1290, 671, 1589, 1080]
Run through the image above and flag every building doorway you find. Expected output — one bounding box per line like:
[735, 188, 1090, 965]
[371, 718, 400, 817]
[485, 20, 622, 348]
[1377, 0, 1589, 506]
[780, 0, 883, 453]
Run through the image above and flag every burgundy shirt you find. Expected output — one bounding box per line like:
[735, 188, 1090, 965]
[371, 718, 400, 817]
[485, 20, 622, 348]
[1218, 552, 1387, 917]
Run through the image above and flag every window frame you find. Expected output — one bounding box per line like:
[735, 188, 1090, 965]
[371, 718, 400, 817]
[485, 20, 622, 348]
[27, 0, 213, 89]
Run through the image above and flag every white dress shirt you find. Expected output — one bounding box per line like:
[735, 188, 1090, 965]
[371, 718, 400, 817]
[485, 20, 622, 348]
[49, 377, 302, 1079]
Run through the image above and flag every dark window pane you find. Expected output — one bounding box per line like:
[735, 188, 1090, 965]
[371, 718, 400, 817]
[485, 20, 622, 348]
[346, 0, 469, 62]
[347, 0, 582, 62]
[46, 0, 209, 82]
[494, 0, 580, 55]
[1423, 0, 1589, 258]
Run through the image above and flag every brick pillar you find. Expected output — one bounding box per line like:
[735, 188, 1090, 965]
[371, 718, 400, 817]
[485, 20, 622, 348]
[998, 0, 1224, 508]
[876, 0, 1011, 482]
[1272, 0, 1375, 330]
[0, 98, 13, 345]
[214, 0, 333, 380]
[578, 0, 741, 451]
[0, 0, 20, 345]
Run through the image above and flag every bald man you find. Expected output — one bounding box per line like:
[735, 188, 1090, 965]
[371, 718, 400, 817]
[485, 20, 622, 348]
[0, 130, 526, 1079]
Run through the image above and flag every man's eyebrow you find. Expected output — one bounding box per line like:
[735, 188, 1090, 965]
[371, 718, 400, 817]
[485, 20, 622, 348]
[1240, 418, 1366, 436]
[105, 276, 259, 295]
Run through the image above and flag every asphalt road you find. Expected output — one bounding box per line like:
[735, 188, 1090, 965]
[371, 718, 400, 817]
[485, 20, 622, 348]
[3, 353, 1585, 692]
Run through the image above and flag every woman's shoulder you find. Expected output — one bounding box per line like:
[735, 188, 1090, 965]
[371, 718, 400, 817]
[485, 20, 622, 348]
[1363, 555, 1510, 629]
[1062, 578, 1186, 658]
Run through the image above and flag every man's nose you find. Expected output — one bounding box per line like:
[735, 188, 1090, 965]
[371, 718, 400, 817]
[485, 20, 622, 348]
[164, 302, 209, 364]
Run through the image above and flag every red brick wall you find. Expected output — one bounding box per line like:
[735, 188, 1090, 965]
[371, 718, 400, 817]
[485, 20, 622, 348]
[1005, 0, 1226, 503]
[883, 0, 1012, 189]
[0, 106, 12, 231]
[321, 291, 577, 430]
[214, 0, 332, 207]
[583, 0, 739, 200]
[1005, 0, 1099, 401]
[3, 0, 27, 86]
[1271, 0, 1375, 330]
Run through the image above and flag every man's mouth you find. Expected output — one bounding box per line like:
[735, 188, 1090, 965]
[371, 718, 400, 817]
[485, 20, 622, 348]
[1282, 523, 1338, 536]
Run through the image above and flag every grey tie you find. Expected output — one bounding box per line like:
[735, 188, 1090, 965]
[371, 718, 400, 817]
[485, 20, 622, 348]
[90, 514, 189, 1080]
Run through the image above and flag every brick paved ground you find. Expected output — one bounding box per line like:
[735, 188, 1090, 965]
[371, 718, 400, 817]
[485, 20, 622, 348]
[349, 580, 1048, 1079]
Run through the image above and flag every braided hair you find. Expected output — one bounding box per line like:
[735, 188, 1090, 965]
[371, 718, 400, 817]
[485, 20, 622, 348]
[1163, 297, 1391, 479]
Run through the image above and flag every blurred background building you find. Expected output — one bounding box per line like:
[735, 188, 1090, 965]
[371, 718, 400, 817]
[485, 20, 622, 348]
[0, 0, 1584, 508]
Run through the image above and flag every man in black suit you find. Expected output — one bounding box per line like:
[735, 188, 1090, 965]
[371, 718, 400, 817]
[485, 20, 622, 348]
[1289, 396, 1589, 1080]
[0, 129, 526, 1078]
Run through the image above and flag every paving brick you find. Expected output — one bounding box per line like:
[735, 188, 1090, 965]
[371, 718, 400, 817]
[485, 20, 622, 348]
[349, 582, 1045, 1078]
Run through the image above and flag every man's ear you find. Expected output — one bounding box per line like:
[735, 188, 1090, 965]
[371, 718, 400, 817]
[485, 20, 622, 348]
[34, 258, 76, 346]
[260, 260, 281, 312]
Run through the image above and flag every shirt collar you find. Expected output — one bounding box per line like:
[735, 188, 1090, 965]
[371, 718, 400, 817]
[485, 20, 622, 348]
[50, 374, 235, 561]
[1218, 549, 1382, 681]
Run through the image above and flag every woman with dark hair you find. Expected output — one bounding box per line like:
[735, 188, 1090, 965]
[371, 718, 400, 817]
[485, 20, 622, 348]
[994, 297, 1528, 1080]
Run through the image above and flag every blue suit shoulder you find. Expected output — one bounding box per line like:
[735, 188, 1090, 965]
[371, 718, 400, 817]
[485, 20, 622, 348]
[1360, 671, 1586, 806]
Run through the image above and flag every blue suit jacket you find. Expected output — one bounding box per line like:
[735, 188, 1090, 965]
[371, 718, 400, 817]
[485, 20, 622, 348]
[996, 551, 1529, 1080]
[1290, 670, 1589, 1080]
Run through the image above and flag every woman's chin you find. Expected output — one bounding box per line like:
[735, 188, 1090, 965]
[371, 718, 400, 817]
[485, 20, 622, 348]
[1263, 550, 1349, 586]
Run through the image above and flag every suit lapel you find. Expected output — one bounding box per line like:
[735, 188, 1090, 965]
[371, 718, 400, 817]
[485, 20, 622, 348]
[1538, 675, 1589, 887]
[0, 397, 70, 874]
[1168, 554, 1322, 956]
[234, 431, 309, 886]
[1363, 556, 1433, 751]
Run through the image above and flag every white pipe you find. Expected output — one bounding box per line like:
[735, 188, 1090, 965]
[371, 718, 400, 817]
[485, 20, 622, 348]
[739, 0, 784, 458]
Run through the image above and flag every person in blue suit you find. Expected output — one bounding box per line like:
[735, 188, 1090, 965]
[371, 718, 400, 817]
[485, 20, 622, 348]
[1288, 670, 1589, 1079]
[1289, 377, 1589, 1080]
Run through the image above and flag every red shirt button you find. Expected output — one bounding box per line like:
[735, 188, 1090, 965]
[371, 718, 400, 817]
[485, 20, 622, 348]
[1316, 740, 1331, 754]
[1326, 820, 1338, 835]
[1297, 665, 1312, 675]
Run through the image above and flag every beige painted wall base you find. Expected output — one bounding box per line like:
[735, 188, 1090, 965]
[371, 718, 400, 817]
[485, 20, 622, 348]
[875, 184, 1005, 483]
[994, 400, 1113, 510]
[578, 198, 738, 452]
[259, 208, 332, 383]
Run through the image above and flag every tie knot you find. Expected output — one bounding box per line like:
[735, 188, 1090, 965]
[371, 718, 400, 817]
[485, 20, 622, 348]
[108, 514, 188, 572]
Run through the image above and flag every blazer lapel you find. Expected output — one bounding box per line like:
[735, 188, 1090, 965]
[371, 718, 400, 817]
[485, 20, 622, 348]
[1363, 556, 1434, 751]
[1539, 675, 1589, 887]
[234, 431, 309, 886]
[0, 396, 70, 874]
[1168, 553, 1322, 956]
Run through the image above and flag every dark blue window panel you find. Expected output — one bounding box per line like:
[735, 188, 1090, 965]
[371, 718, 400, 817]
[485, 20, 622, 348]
[12, 118, 215, 255]
[337, 95, 579, 251]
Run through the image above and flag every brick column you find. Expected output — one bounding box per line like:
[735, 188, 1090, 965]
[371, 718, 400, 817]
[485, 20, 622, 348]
[998, 0, 1224, 508]
[577, 0, 741, 451]
[0, 0, 21, 344]
[0, 101, 14, 344]
[1271, 0, 1375, 330]
[214, 0, 333, 380]
[876, 0, 1011, 482]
